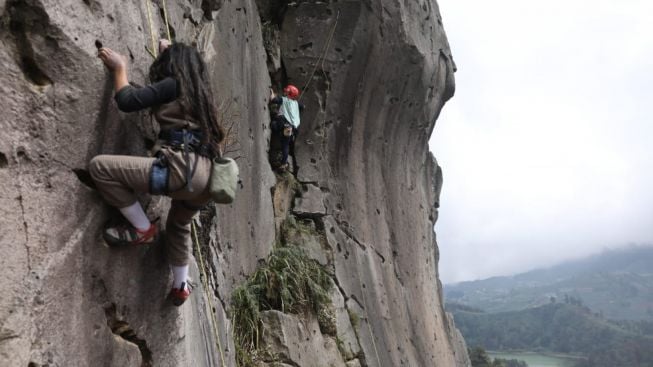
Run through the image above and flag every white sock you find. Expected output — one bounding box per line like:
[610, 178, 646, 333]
[172, 265, 189, 289]
[119, 202, 151, 230]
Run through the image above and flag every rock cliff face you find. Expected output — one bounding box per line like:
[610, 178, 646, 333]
[0, 0, 468, 366]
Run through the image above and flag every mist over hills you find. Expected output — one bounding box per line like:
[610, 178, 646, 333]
[445, 245, 653, 320]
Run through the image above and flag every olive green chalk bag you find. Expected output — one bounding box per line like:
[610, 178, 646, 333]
[209, 156, 239, 204]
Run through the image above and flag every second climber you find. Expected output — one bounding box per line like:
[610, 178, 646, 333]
[270, 85, 304, 173]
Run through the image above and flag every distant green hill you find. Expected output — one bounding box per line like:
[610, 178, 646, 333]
[450, 302, 653, 367]
[445, 246, 653, 320]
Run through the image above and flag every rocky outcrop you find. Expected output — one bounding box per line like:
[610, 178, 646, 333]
[273, 1, 462, 366]
[0, 0, 467, 366]
[260, 310, 345, 367]
[1, 0, 272, 365]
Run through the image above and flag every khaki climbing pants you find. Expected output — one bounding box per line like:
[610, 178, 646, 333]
[89, 147, 212, 266]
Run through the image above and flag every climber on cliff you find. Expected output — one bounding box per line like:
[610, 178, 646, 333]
[89, 39, 225, 306]
[269, 85, 303, 173]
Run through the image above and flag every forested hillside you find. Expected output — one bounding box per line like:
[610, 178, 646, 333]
[445, 246, 653, 320]
[450, 302, 653, 367]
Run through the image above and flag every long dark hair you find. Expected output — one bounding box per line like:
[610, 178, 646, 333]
[149, 43, 225, 154]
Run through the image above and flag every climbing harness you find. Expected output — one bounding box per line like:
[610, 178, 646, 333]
[298, 10, 341, 102]
[149, 129, 206, 194]
[143, 0, 173, 58]
[180, 129, 200, 192]
[191, 220, 227, 367]
[283, 124, 293, 137]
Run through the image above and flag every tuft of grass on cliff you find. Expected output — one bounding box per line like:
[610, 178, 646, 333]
[231, 245, 334, 366]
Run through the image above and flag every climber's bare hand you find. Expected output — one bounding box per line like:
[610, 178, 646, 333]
[97, 47, 127, 72]
[159, 39, 171, 54]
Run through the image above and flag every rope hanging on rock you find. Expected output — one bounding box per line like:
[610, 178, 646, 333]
[298, 9, 340, 102]
[143, 0, 172, 58]
[144, 0, 158, 58]
[162, 0, 172, 42]
[191, 220, 227, 367]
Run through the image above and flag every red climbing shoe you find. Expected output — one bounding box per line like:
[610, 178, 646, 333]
[103, 223, 157, 247]
[169, 282, 191, 306]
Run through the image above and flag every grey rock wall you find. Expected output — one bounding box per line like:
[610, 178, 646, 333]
[0, 0, 468, 366]
[0, 0, 272, 365]
[277, 1, 462, 366]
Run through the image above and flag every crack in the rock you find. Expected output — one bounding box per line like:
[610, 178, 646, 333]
[391, 246, 405, 288]
[332, 218, 367, 252]
[330, 267, 350, 301]
[324, 216, 371, 307]
[393, 262, 405, 288]
[348, 294, 365, 311]
[270, 186, 280, 238]
[213, 286, 227, 314]
[17, 190, 31, 272]
[0, 332, 19, 343]
[195, 204, 229, 327]
[325, 217, 377, 365]
[104, 303, 153, 367]
[297, 180, 319, 186]
[372, 248, 385, 263]
[279, 358, 301, 367]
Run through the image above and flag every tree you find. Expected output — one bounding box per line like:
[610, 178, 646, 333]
[495, 359, 528, 367]
[469, 346, 493, 367]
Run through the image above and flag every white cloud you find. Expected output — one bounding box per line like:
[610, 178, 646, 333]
[431, 0, 653, 283]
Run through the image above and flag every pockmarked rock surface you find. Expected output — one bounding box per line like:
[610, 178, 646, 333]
[0, 0, 469, 366]
[277, 1, 465, 366]
[1, 0, 273, 365]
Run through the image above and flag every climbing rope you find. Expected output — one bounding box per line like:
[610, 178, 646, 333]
[161, 0, 172, 42]
[143, 0, 173, 58]
[144, 0, 158, 58]
[298, 10, 341, 102]
[191, 220, 227, 367]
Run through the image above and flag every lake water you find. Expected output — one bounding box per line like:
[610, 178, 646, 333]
[488, 351, 579, 367]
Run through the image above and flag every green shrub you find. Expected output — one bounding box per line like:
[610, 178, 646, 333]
[280, 216, 317, 244]
[231, 246, 333, 366]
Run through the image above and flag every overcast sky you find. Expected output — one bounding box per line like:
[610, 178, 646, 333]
[429, 0, 653, 284]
